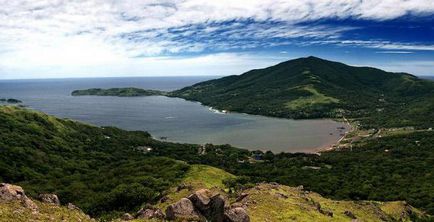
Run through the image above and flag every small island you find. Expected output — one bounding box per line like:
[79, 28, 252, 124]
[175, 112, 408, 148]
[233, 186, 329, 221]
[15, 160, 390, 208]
[71, 87, 167, 97]
[0, 98, 22, 104]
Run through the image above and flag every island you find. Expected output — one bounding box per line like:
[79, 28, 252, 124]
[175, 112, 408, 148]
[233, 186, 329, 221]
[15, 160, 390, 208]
[0, 98, 22, 103]
[71, 87, 167, 97]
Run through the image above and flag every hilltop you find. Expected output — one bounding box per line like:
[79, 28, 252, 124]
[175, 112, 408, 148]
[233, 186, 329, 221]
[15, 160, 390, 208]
[172, 56, 434, 128]
[119, 165, 424, 222]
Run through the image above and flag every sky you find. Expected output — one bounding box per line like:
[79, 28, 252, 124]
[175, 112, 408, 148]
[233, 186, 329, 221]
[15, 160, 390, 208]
[0, 0, 433, 79]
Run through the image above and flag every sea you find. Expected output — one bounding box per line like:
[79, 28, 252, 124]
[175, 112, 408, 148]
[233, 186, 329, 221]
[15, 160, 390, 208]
[0, 76, 349, 153]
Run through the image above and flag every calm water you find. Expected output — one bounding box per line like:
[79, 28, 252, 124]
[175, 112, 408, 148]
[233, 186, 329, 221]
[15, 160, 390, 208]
[0, 77, 348, 153]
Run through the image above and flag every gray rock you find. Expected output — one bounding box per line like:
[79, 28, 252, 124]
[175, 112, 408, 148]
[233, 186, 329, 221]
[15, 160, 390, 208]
[224, 207, 250, 222]
[0, 183, 25, 201]
[0, 183, 38, 212]
[39, 193, 60, 205]
[165, 198, 204, 221]
[188, 189, 225, 222]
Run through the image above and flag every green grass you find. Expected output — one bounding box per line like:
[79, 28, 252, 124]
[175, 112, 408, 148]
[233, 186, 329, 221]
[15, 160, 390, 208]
[0, 199, 93, 222]
[156, 165, 235, 211]
[236, 183, 420, 222]
[285, 85, 339, 109]
[183, 164, 235, 189]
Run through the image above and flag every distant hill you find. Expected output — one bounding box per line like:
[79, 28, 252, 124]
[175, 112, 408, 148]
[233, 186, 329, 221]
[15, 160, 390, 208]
[172, 56, 434, 128]
[72, 87, 166, 97]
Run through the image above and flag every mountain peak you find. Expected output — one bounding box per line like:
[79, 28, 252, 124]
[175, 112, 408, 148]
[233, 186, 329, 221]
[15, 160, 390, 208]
[173, 57, 434, 128]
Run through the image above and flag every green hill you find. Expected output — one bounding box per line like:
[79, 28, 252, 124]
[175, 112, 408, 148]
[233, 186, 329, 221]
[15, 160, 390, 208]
[172, 56, 434, 128]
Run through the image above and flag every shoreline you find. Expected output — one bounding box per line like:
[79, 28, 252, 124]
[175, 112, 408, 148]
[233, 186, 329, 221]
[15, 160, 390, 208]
[316, 116, 354, 153]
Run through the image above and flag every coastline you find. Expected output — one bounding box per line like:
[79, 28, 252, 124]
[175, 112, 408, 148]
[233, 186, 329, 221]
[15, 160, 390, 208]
[316, 116, 354, 153]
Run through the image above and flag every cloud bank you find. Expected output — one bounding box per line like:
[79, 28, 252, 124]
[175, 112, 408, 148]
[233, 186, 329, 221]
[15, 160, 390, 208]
[0, 0, 433, 78]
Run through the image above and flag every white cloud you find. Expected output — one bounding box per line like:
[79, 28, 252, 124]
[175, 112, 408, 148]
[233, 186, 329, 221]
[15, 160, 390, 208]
[375, 51, 414, 54]
[0, 0, 433, 78]
[0, 53, 288, 79]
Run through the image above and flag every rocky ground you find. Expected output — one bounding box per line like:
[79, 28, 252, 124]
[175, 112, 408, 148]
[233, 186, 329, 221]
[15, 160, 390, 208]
[112, 165, 423, 222]
[0, 183, 93, 222]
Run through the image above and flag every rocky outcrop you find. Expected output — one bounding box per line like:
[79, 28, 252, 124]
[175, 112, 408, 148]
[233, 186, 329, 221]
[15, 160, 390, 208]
[0, 183, 38, 212]
[166, 197, 204, 221]
[188, 189, 226, 222]
[39, 193, 60, 205]
[165, 189, 250, 222]
[224, 207, 250, 222]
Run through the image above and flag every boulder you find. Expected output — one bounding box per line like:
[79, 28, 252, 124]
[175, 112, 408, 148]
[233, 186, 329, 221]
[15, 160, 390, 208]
[0, 183, 38, 212]
[224, 207, 250, 222]
[188, 189, 225, 222]
[39, 193, 60, 205]
[165, 198, 204, 221]
[0, 183, 25, 201]
[188, 189, 213, 210]
[136, 208, 165, 219]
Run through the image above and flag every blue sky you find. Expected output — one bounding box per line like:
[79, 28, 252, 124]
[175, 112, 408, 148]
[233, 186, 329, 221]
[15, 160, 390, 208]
[0, 0, 433, 79]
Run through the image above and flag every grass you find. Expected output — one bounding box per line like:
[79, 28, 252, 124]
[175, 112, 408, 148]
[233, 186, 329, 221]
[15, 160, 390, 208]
[238, 183, 419, 222]
[286, 85, 339, 109]
[182, 164, 235, 189]
[0, 200, 93, 222]
[150, 165, 422, 222]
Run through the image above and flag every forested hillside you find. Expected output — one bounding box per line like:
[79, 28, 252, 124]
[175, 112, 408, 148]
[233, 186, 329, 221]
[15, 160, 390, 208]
[0, 106, 433, 219]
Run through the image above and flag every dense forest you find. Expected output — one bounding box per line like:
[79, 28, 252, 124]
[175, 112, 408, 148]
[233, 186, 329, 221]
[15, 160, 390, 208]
[171, 56, 434, 129]
[0, 106, 433, 219]
[0, 106, 190, 219]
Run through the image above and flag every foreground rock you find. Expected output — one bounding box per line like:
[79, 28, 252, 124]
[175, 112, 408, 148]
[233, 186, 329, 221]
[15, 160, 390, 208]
[224, 207, 250, 222]
[166, 198, 204, 221]
[188, 189, 225, 222]
[0, 183, 38, 212]
[165, 189, 249, 222]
